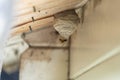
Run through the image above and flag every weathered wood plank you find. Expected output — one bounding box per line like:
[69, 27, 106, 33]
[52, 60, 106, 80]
[11, 16, 54, 36]
[13, 0, 84, 26]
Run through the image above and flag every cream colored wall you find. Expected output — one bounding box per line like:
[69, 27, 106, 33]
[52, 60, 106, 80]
[75, 53, 120, 80]
[71, 0, 120, 79]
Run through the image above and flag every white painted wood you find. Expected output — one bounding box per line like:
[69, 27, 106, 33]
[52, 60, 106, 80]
[19, 25, 69, 80]
[20, 48, 68, 80]
[24, 26, 69, 47]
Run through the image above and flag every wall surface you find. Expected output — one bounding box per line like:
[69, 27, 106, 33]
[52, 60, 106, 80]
[76, 52, 120, 80]
[71, 0, 120, 79]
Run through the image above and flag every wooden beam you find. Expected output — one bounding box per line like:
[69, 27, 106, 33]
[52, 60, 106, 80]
[13, 0, 84, 26]
[11, 16, 54, 36]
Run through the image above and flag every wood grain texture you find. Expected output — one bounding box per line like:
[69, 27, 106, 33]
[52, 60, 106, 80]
[13, 0, 84, 26]
[11, 16, 54, 36]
